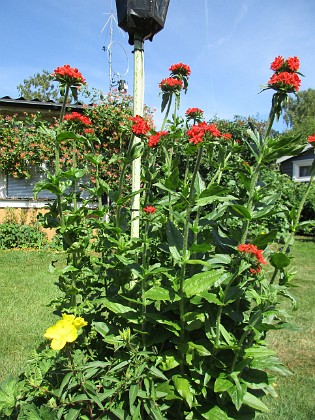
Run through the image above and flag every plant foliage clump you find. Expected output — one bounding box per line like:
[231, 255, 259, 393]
[0, 58, 314, 419]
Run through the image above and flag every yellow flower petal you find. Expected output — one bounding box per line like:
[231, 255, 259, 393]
[62, 313, 75, 322]
[51, 337, 67, 350]
[73, 317, 88, 329]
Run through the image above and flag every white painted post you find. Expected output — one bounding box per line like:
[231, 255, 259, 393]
[130, 33, 144, 239]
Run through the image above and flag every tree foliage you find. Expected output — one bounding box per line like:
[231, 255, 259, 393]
[282, 89, 315, 139]
[16, 69, 61, 102]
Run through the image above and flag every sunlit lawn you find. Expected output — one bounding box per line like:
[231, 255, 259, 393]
[0, 239, 314, 418]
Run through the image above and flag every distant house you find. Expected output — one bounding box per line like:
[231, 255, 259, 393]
[0, 97, 88, 226]
[277, 144, 314, 182]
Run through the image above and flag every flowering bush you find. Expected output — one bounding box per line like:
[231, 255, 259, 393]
[1, 57, 314, 419]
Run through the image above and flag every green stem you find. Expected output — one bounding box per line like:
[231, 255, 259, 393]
[178, 146, 204, 369]
[141, 220, 150, 350]
[115, 137, 133, 227]
[72, 139, 77, 211]
[284, 173, 315, 252]
[56, 85, 70, 233]
[240, 98, 279, 243]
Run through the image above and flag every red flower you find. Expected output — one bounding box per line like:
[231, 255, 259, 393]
[64, 112, 92, 126]
[222, 133, 232, 140]
[270, 56, 285, 71]
[307, 134, 315, 144]
[185, 108, 204, 120]
[250, 267, 261, 275]
[159, 77, 183, 92]
[148, 131, 168, 148]
[143, 206, 156, 214]
[287, 56, 300, 72]
[268, 71, 301, 93]
[187, 122, 222, 145]
[169, 63, 191, 77]
[270, 56, 300, 73]
[238, 243, 266, 275]
[129, 115, 151, 136]
[52, 64, 86, 86]
[84, 128, 95, 134]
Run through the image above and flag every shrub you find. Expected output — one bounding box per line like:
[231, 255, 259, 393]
[0, 223, 47, 249]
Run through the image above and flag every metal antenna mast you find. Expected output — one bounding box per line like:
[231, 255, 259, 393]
[101, 9, 129, 92]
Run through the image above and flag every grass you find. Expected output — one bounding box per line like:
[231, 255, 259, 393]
[0, 250, 63, 382]
[258, 237, 315, 419]
[0, 239, 314, 418]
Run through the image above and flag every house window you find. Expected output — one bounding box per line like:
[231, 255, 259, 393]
[292, 159, 313, 182]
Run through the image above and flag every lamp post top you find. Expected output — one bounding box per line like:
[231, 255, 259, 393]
[115, 0, 170, 45]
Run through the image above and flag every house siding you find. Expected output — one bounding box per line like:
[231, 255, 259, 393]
[279, 148, 314, 180]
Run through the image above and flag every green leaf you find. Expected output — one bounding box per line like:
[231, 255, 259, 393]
[242, 392, 269, 412]
[145, 286, 179, 301]
[252, 205, 275, 219]
[56, 131, 85, 142]
[0, 379, 19, 417]
[194, 171, 206, 195]
[183, 269, 224, 298]
[270, 252, 291, 269]
[149, 366, 168, 380]
[244, 346, 275, 359]
[98, 298, 139, 323]
[172, 375, 194, 408]
[196, 185, 236, 207]
[165, 166, 180, 190]
[129, 384, 139, 413]
[214, 377, 234, 393]
[161, 92, 171, 112]
[231, 204, 252, 220]
[131, 401, 141, 420]
[158, 352, 181, 371]
[253, 229, 277, 249]
[227, 383, 247, 411]
[199, 405, 233, 419]
[64, 408, 81, 420]
[166, 219, 183, 262]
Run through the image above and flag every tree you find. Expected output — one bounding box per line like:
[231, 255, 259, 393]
[282, 89, 315, 138]
[17, 69, 61, 102]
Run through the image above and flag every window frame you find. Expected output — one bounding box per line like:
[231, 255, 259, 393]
[292, 159, 313, 182]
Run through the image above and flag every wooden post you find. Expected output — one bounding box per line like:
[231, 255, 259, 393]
[130, 33, 144, 239]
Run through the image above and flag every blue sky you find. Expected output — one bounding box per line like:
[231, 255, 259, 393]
[1, 0, 315, 131]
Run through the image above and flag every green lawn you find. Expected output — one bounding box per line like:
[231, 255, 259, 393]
[0, 240, 314, 418]
[0, 250, 63, 382]
[258, 237, 315, 419]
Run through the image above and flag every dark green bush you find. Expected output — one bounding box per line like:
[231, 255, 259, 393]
[0, 223, 47, 249]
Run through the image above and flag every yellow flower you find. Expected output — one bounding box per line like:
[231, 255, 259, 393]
[44, 313, 88, 350]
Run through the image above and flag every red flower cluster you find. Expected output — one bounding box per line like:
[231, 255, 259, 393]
[143, 206, 156, 214]
[270, 56, 300, 72]
[268, 72, 301, 93]
[169, 62, 191, 77]
[237, 243, 266, 275]
[148, 131, 168, 148]
[159, 77, 183, 92]
[268, 55, 301, 93]
[64, 112, 92, 126]
[84, 128, 95, 134]
[52, 65, 86, 86]
[129, 115, 151, 136]
[185, 107, 204, 121]
[187, 122, 229, 145]
[307, 134, 315, 145]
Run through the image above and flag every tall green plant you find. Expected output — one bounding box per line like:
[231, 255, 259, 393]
[1, 56, 314, 419]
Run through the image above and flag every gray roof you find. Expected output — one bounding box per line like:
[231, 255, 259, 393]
[276, 144, 312, 163]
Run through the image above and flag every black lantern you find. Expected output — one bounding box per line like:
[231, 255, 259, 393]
[115, 0, 170, 45]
